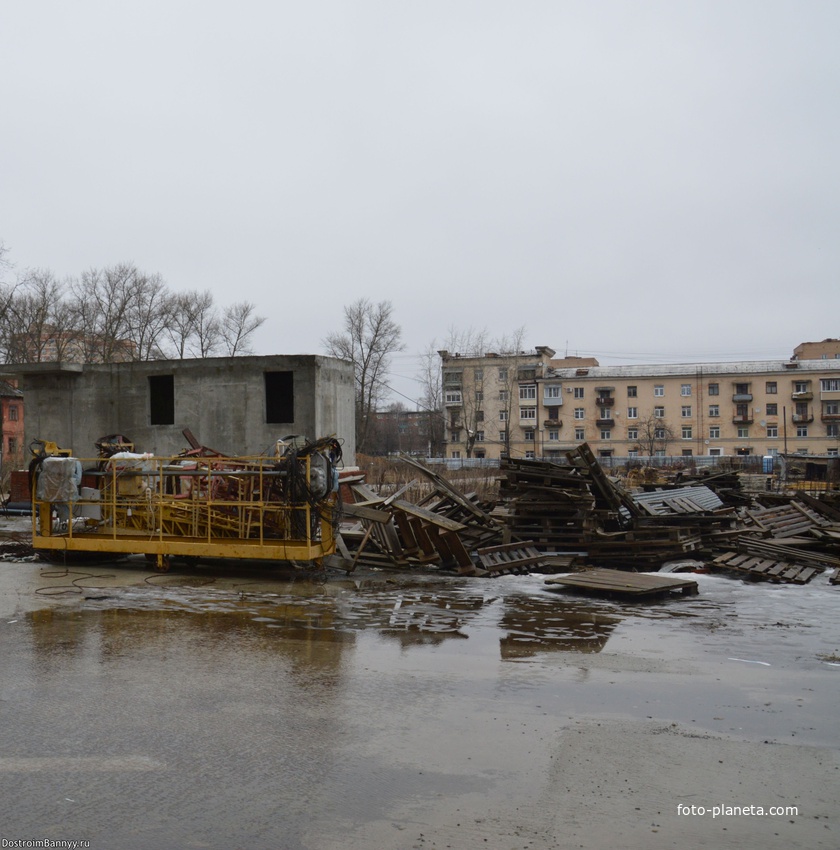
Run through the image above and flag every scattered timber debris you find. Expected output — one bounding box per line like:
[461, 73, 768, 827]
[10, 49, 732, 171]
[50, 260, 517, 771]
[331, 442, 840, 586]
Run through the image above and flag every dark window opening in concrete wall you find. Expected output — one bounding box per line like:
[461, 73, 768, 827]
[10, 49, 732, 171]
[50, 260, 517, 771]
[265, 371, 294, 423]
[149, 375, 175, 425]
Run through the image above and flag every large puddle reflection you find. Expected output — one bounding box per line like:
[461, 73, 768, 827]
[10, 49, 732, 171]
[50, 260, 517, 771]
[23, 573, 626, 663]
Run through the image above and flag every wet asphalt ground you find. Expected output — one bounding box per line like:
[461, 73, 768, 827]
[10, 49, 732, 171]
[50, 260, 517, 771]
[1, 549, 839, 850]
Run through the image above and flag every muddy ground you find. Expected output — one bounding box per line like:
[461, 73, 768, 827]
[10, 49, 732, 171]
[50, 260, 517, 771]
[0, 524, 838, 849]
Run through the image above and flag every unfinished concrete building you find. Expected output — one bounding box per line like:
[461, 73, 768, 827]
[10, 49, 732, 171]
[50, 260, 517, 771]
[9, 355, 356, 463]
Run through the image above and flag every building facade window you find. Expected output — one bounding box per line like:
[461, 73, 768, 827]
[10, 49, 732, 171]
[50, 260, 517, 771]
[766, 381, 777, 394]
[627, 406, 638, 419]
[681, 384, 692, 396]
[474, 431, 484, 442]
[499, 410, 507, 421]
[627, 385, 637, 397]
[654, 406, 665, 418]
[709, 383, 719, 396]
[520, 407, 536, 419]
[738, 426, 749, 438]
[821, 379, 840, 392]
[519, 385, 536, 400]
[524, 429, 535, 441]
[445, 390, 462, 404]
[548, 429, 559, 441]
[600, 430, 611, 440]
[574, 387, 585, 399]
[8, 406, 18, 421]
[797, 425, 809, 437]
[682, 426, 692, 439]
[709, 405, 719, 417]
[681, 405, 692, 417]
[627, 428, 638, 440]
[498, 368, 508, 381]
[498, 390, 508, 401]
[544, 385, 562, 399]
[709, 426, 720, 439]
[575, 428, 585, 441]
[767, 426, 778, 438]
[766, 403, 778, 416]
[574, 408, 585, 419]
[654, 385, 664, 397]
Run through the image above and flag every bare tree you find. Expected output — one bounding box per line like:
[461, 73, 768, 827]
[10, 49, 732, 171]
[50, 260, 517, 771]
[416, 341, 445, 456]
[634, 414, 676, 457]
[323, 298, 404, 454]
[0, 242, 24, 361]
[69, 264, 139, 362]
[124, 271, 170, 360]
[0, 270, 76, 363]
[189, 291, 221, 358]
[219, 300, 265, 356]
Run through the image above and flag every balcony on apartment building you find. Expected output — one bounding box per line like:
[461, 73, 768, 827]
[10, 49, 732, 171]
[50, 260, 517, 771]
[595, 417, 615, 428]
[791, 409, 814, 424]
[821, 411, 840, 422]
[543, 418, 562, 428]
[791, 390, 813, 401]
[732, 411, 754, 424]
[732, 392, 753, 402]
[595, 396, 615, 406]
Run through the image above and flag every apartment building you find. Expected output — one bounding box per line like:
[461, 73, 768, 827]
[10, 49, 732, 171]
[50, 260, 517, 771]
[439, 343, 840, 460]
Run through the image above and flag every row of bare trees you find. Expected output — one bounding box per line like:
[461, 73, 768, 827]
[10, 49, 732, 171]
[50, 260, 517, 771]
[0, 254, 265, 365]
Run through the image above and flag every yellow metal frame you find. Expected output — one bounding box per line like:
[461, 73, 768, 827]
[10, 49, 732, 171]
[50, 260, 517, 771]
[32, 454, 336, 568]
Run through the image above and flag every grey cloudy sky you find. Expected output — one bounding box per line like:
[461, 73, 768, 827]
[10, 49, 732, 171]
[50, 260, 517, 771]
[2, 1, 838, 405]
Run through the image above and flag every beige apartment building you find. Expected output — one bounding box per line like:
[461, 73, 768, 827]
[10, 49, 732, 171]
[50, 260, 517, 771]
[439, 341, 840, 461]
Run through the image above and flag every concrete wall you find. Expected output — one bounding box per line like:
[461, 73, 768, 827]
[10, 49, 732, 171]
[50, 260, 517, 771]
[13, 355, 355, 463]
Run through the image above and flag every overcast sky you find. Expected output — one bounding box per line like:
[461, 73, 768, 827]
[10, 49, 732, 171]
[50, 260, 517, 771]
[2, 1, 838, 406]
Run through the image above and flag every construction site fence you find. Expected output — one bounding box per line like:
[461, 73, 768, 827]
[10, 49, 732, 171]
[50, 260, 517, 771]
[425, 455, 773, 473]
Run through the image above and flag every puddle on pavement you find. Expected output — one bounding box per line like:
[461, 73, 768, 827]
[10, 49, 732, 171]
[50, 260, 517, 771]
[20, 573, 627, 661]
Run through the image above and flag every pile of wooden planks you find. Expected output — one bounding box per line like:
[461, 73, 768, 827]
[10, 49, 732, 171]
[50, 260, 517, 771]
[707, 492, 840, 584]
[498, 446, 731, 569]
[328, 447, 840, 585]
[332, 466, 533, 574]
